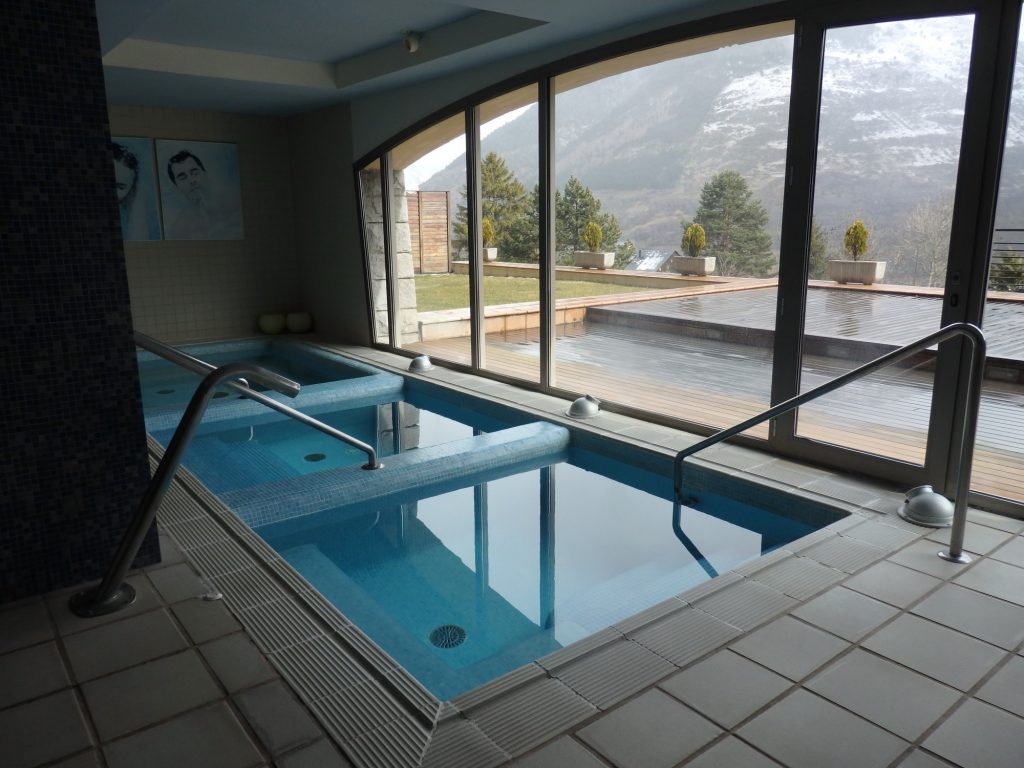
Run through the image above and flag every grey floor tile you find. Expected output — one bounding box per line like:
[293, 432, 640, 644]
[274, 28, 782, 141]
[926, 522, 1014, 556]
[235, 680, 322, 756]
[0, 690, 93, 768]
[955, 558, 1024, 607]
[912, 583, 1024, 650]
[659, 650, 791, 728]
[421, 718, 508, 768]
[844, 561, 941, 608]
[862, 614, 1004, 691]
[0, 640, 70, 708]
[46, 574, 163, 637]
[730, 616, 849, 681]
[686, 737, 782, 768]
[172, 596, 243, 644]
[513, 736, 607, 767]
[155, 532, 187, 568]
[64, 608, 188, 681]
[739, 689, 907, 768]
[989, 536, 1024, 568]
[842, 520, 921, 550]
[923, 699, 1024, 768]
[887, 539, 974, 580]
[275, 738, 354, 768]
[147, 562, 208, 603]
[0, 599, 54, 654]
[791, 586, 899, 641]
[48, 750, 103, 768]
[577, 689, 721, 768]
[977, 656, 1024, 718]
[692, 580, 798, 631]
[805, 649, 961, 740]
[103, 702, 263, 768]
[965, 510, 1024, 534]
[552, 639, 676, 710]
[200, 632, 278, 692]
[896, 749, 958, 768]
[81, 649, 221, 741]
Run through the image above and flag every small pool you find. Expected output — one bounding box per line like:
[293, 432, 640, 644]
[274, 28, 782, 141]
[256, 451, 827, 699]
[140, 339, 846, 703]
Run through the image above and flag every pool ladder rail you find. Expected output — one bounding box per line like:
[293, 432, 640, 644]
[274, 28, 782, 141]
[672, 322, 986, 566]
[70, 334, 382, 618]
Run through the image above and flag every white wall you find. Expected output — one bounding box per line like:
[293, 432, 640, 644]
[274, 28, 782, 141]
[110, 105, 301, 343]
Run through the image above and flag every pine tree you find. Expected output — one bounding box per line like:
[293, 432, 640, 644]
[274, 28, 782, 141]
[452, 152, 530, 257]
[844, 219, 870, 260]
[808, 218, 829, 279]
[693, 171, 775, 277]
[555, 176, 623, 258]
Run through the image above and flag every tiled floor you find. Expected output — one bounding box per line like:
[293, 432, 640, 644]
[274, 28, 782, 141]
[4, 345, 1024, 767]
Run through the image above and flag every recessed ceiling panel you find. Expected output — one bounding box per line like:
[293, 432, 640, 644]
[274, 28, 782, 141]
[131, 0, 474, 61]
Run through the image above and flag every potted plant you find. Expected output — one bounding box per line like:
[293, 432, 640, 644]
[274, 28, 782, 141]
[573, 221, 614, 268]
[828, 218, 886, 284]
[670, 222, 716, 275]
[482, 217, 498, 261]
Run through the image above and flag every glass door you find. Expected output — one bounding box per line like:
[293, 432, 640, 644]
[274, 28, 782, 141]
[785, 14, 976, 473]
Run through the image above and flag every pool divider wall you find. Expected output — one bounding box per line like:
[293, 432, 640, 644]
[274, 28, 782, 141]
[226, 421, 571, 529]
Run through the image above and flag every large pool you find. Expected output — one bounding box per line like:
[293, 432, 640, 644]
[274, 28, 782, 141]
[141, 339, 846, 701]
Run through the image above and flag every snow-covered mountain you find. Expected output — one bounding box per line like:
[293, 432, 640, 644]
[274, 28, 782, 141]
[420, 16, 1024, 257]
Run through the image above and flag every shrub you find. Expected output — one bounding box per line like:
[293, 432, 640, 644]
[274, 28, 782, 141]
[481, 217, 495, 248]
[582, 221, 603, 252]
[844, 219, 870, 261]
[682, 223, 706, 258]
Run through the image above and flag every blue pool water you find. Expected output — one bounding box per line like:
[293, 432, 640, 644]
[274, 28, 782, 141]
[256, 452, 824, 699]
[140, 340, 845, 701]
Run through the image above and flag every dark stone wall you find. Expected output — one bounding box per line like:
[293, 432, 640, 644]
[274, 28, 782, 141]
[0, 1, 156, 602]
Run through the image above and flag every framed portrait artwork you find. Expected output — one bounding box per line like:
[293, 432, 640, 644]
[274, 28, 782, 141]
[155, 139, 245, 240]
[111, 137, 162, 241]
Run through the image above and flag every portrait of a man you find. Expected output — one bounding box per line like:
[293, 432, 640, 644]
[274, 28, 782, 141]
[156, 140, 244, 240]
[111, 137, 162, 241]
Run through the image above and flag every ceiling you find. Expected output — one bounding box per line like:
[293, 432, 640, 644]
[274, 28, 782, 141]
[96, 0, 728, 115]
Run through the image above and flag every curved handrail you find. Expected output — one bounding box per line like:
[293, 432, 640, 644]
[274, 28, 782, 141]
[136, 331, 381, 471]
[673, 323, 986, 563]
[70, 363, 300, 616]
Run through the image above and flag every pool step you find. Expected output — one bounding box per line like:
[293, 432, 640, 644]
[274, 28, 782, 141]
[226, 421, 571, 529]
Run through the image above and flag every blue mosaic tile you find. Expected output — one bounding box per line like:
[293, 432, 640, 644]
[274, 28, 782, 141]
[0, 0, 156, 602]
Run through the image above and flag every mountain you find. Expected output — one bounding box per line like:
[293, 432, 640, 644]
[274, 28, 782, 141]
[417, 17, 1024, 265]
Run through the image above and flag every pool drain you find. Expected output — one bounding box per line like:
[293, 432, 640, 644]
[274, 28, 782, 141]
[304, 453, 326, 463]
[429, 624, 466, 649]
[156, 389, 174, 395]
[212, 391, 230, 399]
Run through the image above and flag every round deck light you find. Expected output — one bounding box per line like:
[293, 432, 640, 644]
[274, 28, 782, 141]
[898, 484, 954, 527]
[408, 354, 434, 372]
[566, 394, 601, 419]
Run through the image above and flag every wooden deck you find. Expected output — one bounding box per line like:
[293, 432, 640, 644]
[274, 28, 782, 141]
[408, 286, 1024, 503]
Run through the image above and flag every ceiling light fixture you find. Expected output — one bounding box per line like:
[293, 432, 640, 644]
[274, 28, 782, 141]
[404, 31, 422, 53]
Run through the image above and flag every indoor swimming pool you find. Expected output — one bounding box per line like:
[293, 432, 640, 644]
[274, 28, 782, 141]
[140, 338, 848, 701]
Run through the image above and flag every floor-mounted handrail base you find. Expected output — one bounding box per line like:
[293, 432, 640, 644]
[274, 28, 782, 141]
[938, 549, 973, 565]
[69, 582, 136, 617]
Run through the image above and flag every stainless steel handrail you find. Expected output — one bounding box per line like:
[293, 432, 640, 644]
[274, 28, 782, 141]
[70, 363, 301, 616]
[673, 323, 986, 563]
[136, 331, 381, 470]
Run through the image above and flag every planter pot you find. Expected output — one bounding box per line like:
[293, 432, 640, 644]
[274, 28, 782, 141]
[669, 253, 716, 276]
[483, 247, 498, 262]
[286, 311, 313, 333]
[574, 251, 614, 269]
[828, 260, 886, 285]
[258, 313, 286, 334]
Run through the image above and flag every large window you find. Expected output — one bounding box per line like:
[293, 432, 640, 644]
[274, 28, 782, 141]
[551, 24, 793, 431]
[358, 1, 1022, 513]
[796, 15, 974, 465]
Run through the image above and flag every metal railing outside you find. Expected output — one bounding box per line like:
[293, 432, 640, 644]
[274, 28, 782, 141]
[135, 331, 381, 470]
[673, 322, 986, 564]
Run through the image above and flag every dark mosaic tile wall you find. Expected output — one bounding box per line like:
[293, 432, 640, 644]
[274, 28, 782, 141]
[0, 1, 157, 602]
